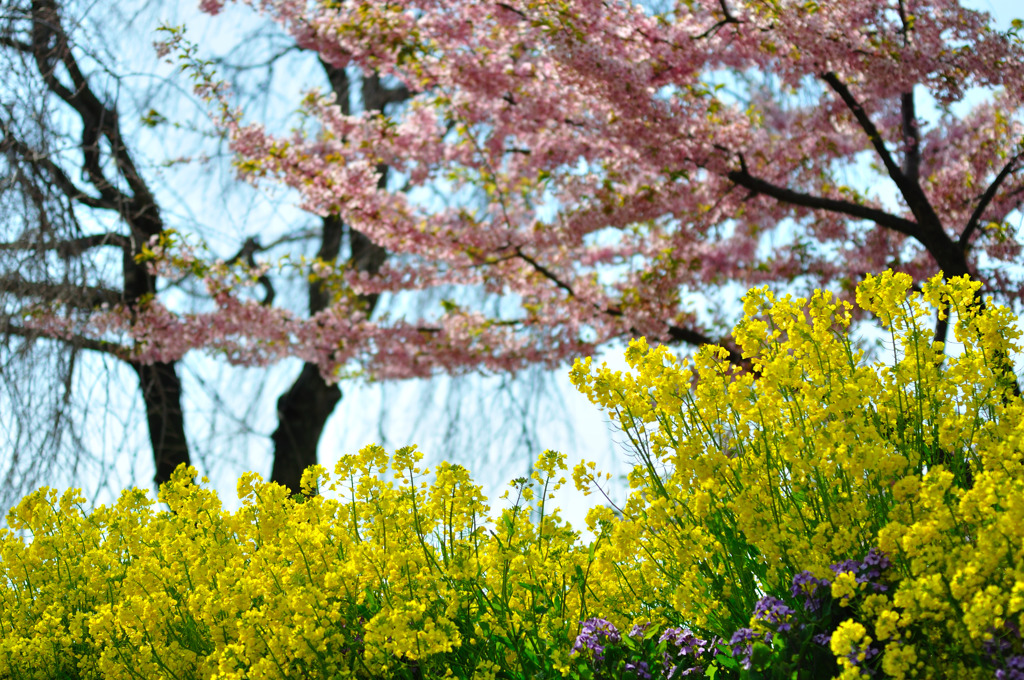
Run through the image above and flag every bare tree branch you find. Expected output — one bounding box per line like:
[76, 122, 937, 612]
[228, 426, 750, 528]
[2, 321, 126, 357]
[665, 323, 747, 368]
[0, 119, 118, 210]
[0, 273, 122, 307]
[901, 91, 921, 185]
[0, 232, 130, 256]
[28, 0, 160, 235]
[821, 72, 943, 234]
[0, 0, 192, 492]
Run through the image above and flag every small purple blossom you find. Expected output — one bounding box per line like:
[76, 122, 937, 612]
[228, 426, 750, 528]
[729, 627, 769, 670]
[625, 660, 653, 679]
[830, 549, 891, 594]
[754, 596, 796, 632]
[860, 547, 891, 571]
[829, 558, 860, 574]
[791, 570, 831, 612]
[660, 627, 712, 658]
[572, 618, 622, 664]
[630, 621, 653, 639]
[986, 633, 1016, 659]
[812, 632, 832, 646]
[996, 656, 1024, 680]
[985, 620, 1024, 678]
[843, 641, 880, 673]
[660, 627, 712, 678]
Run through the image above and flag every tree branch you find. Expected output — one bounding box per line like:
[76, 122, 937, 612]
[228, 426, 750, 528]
[514, 246, 577, 297]
[960, 147, 1024, 248]
[361, 73, 411, 112]
[0, 35, 33, 52]
[514, 247, 749, 368]
[0, 274, 122, 308]
[29, 0, 160, 230]
[2, 321, 127, 358]
[226, 236, 275, 305]
[666, 323, 748, 368]
[0, 119, 117, 210]
[821, 72, 905, 184]
[901, 91, 921, 184]
[696, 0, 743, 39]
[0, 232, 130, 257]
[821, 72, 943, 231]
[727, 164, 921, 237]
[495, 2, 527, 19]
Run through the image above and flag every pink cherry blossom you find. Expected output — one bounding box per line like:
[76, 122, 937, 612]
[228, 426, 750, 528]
[31, 0, 1024, 381]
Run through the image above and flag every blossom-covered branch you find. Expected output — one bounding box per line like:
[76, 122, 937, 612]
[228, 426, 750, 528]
[95, 0, 1024, 382]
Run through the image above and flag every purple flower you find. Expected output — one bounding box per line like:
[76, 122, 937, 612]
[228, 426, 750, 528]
[985, 633, 1016, 658]
[660, 627, 712, 658]
[841, 640, 880, 676]
[729, 627, 769, 670]
[860, 547, 891, 571]
[754, 596, 795, 632]
[572, 618, 622, 664]
[996, 656, 1024, 680]
[625, 660, 653, 679]
[830, 549, 892, 594]
[791, 570, 831, 612]
[660, 627, 712, 678]
[830, 558, 861, 575]
[630, 621, 653, 639]
[985, 620, 1024, 678]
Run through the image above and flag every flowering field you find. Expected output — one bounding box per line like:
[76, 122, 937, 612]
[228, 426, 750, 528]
[2, 272, 1023, 679]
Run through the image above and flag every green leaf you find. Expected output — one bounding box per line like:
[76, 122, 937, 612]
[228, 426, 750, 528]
[750, 641, 773, 670]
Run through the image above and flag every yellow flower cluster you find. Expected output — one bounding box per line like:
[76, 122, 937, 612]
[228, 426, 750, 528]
[4, 270, 1024, 679]
[831, 620, 871, 679]
[570, 271, 1024, 677]
[0, 446, 619, 679]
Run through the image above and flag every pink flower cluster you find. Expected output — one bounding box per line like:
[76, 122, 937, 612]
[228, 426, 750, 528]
[44, 0, 1024, 380]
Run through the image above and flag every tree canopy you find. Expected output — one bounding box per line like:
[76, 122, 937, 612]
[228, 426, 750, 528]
[109, 0, 1024, 382]
[5, 0, 1024, 501]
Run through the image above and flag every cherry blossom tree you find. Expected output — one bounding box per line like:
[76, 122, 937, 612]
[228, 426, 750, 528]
[0, 0, 404, 497]
[1, 0, 562, 503]
[127, 0, 1023, 380]
[9, 0, 1024, 501]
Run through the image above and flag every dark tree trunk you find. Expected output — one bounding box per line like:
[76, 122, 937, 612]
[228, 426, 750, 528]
[132, 361, 190, 488]
[270, 213, 344, 494]
[15, 0, 195, 491]
[270, 363, 343, 494]
[267, 66, 395, 494]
